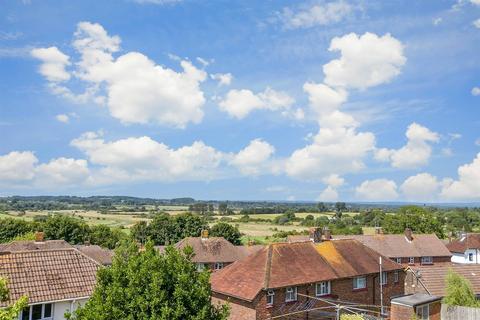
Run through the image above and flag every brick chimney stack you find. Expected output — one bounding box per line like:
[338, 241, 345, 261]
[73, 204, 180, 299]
[309, 227, 322, 243]
[322, 227, 332, 241]
[374, 227, 383, 235]
[34, 231, 45, 243]
[404, 228, 413, 241]
[201, 229, 209, 240]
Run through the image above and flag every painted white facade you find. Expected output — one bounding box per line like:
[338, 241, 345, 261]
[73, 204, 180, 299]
[451, 249, 480, 264]
[18, 298, 88, 320]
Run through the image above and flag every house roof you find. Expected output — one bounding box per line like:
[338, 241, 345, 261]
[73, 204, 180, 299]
[74, 245, 113, 266]
[211, 239, 402, 302]
[446, 234, 480, 253]
[0, 240, 73, 252]
[0, 249, 100, 307]
[408, 264, 480, 296]
[288, 233, 451, 258]
[156, 237, 263, 263]
[391, 293, 441, 307]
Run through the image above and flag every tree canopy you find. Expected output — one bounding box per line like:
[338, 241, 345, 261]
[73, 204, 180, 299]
[443, 269, 480, 307]
[209, 223, 242, 245]
[69, 241, 229, 320]
[383, 206, 445, 238]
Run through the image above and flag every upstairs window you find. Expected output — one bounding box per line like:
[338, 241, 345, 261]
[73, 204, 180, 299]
[394, 270, 399, 283]
[380, 272, 388, 285]
[315, 281, 331, 296]
[421, 256, 433, 265]
[353, 276, 366, 290]
[409, 257, 415, 264]
[266, 290, 274, 305]
[396, 258, 402, 264]
[21, 303, 53, 320]
[285, 287, 297, 302]
[468, 253, 474, 262]
[214, 262, 224, 270]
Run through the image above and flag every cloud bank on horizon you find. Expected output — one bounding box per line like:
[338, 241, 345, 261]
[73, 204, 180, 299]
[0, 0, 479, 202]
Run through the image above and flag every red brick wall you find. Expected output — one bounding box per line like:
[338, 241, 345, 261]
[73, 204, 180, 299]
[429, 300, 441, 320]
[395, 256, 451, 267]
[215, 271, 405, 320]
[391, 304, 414, 320]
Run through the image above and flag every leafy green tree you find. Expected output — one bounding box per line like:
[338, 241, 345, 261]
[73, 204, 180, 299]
[0, 218, 35, 243]
[172, 213, 207, 242]
[88, 225, 126, 249]
[42, 215, 90, 244]
[443, 269, 480, 307]
[131, 220, 149, 244]
[0, 277, 28, 320]
[383, 206, 445, 238]
[218, 203, 228, 215]
[210, 223, 242, 245]
[317, 202, 327, 212]
[69, 241, 229, 320]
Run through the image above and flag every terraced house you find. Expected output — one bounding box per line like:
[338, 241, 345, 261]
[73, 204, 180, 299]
[211, 237, 405, 320]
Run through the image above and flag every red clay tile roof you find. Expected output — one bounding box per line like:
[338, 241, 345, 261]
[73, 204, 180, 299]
[446, 234, 480, 253]
[408, 263, 480, 296]
[156, 237, 261, 263]
[289, 234, 451, 258]
[211, 239, 402, 302]
[74, 245, 113, 266]
[0, 249, 100, 307]
[0, 240, 73, 252]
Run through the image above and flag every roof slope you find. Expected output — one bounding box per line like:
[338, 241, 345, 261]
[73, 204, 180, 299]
[446, 234, 480, 253]
[211, 239, 402, 301]
[74, 245, 113, 266]
[0, 240, 73, 252]
[0, 249, 100, 307]
[289, 234, 451, 258]
[409, 263, 480, 296]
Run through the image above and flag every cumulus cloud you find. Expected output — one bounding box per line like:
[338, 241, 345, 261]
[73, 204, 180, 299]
[441, 153, 480, 200]
[32, 22, 207, 128]
[323, 32, 406, 90]
[56, 114, 69, 123]
[317, 186, 339, 201]
[219, 87, 295, 119]
[31, 47, 71, 82]
[473, 19, 480, 28]
[280, 0, 354, 29]
[375, 123, 439, 169]
[230, 139, 278, 176]
[35, 158, 90, 186]
[355, 179, 398, 201]
[472, 87, 480, 96]
[400, 173, 441, 202]
[0, 151, 38, 182]
[211, 73, 232, 86]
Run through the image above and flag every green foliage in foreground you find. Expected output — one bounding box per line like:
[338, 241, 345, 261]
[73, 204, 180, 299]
[69, 241, 229, 320]
[443, 269, 480, 308]
[0, 277, 28, 320]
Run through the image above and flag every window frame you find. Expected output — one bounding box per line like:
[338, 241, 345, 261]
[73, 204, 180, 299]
[421, 256, 433, 265]
[266, 289, 274, 306]
[20, 303, 53, 320]
[214, 262, 224, 270]
[468, 253, 474, 262]
[380, 272, 388, 285]
[285, 286, 298, 302]
[409, 257, 415, 264]
[394, 270, 399, 283]
[353, 276, 367, 290]
[416, 304, 429, 320]
[395, 258, 402, 264]
[315, 281, 331, 297]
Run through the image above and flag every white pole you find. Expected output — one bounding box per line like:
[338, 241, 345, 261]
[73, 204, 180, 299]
[379, 256, 384, 317]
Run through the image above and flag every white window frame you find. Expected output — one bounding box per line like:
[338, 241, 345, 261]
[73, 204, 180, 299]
[468, 253, 474, 262]
[19, 303, 53, 320]
[416, 304, 429, 320]
[266, 289, 274, 305]
[394, 270, 399, 283]
[285, 287, 298, 302]
[396, 258, 402, 264]
[380, 272, 387, 285]
[196, 263, 205, 271]
[315, 281, 331, 296]
[421, 256, 433, 264]
[353, 276, 366, 290]
[409, 257, 415, 264]
[214, 262, 224, 270]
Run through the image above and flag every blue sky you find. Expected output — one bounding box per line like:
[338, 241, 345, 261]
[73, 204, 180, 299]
[0, 0, 479, 202]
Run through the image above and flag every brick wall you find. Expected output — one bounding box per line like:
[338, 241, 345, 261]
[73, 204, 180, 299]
[391, 304, 414, 320]
[214, 271, 405, 320]
[395, 256, 451, 267]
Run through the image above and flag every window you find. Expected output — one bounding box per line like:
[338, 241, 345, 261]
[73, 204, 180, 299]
[394, 270, 399, 283]
[20, 304, 53, 320]
[353, 276, 366, 290]
[416, 304, 429, 320]
[468, 253, 474, 262]
[409, 257, 415, 264]
[421, 256, 433, 264]
[266, 290, 274, 305]
[396, 258, 402, 264]
[196, 263, 205, 271]
[214, 262, 224, 270]
[380, 272, 387, 285]
[285, 287, 297, 302]
[315, 281, 331, 296]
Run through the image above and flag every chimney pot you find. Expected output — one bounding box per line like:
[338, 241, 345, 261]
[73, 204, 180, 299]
[404, 228, 413, 241]
[201, 229, 209, 240]
[34, 231, 45, 243]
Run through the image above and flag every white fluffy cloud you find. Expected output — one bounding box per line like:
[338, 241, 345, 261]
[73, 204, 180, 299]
[32, 22, 207, 128]
[35, 158, 90, 186]
[375, 123, 439, 169]
[355, 179, 398, 201]
[400, 173, 441, 202]
[219, 87, 295, 119]
[473, 19, 480, 28]
[56, 114, 69, 123]
[317, 186, 339, 201]
[281, 0, 354, 29]
[472, 87, 480, 96]
[323, 32, 406, 90]
[0, 151, 38, 182]
[441, 153, 480, 200]
[211, 73, 232, 86]
[230, 139, 277, 176]
[471, 0, 480, 5]
[31, 47, 71, 82]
